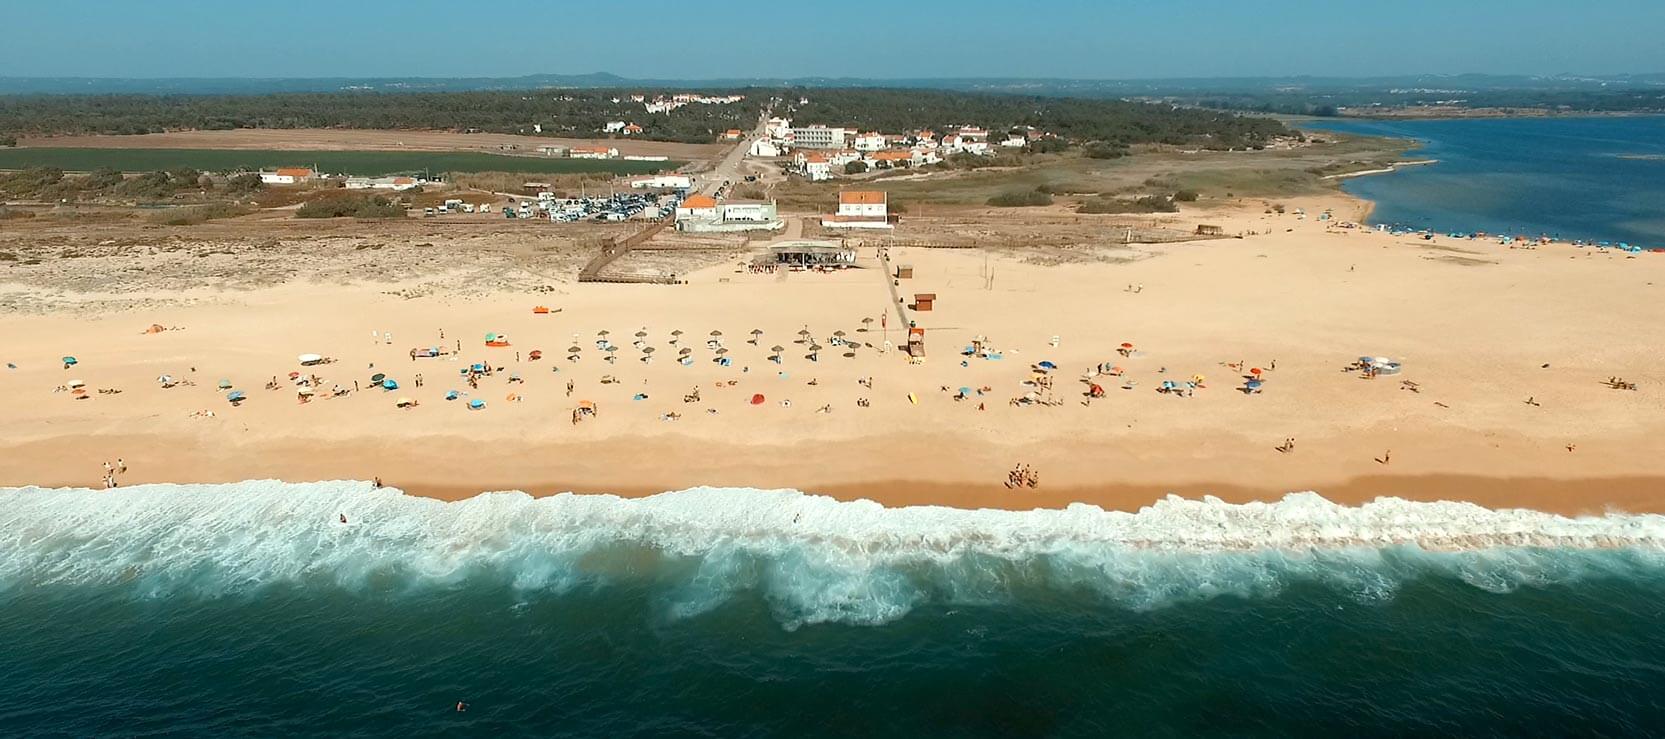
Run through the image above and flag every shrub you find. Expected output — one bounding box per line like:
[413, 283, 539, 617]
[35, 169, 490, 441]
[296, 194, 406, 219]
[1077, 195, 1177, 214]
[844, 160, 868, 175]
[987, 189, 1054, 207]
[1083, 143, 1129, 159]
[147, 202, 252, 225]
[1173, 189, 1199, 202]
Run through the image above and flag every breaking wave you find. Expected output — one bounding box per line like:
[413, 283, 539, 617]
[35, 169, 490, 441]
[4, 482, 1664, 628]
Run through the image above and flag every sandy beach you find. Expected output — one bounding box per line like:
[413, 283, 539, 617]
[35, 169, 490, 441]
[3, 194, 1662, 514]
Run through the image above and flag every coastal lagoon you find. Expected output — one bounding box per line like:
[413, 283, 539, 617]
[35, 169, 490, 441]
[1307, 116, 1665, 246]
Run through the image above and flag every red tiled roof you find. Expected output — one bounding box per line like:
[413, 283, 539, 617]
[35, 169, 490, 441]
[839, 191, 887, 205]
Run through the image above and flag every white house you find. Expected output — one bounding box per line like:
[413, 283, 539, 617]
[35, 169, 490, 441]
[800, 153, 832, 181]
[821, 190, 893, 230]
[628, 174, 693, 190]
[537, 144, 570, 157]
[852, 131, 886, 151]
[258, 167, 313, 185]
[766, 116, 792, 141]
[602, 121, 628, 134]
[674, 194, 719, 221]
[1001, 135, 1027, 148]
[749, 139, 782, 157]
[345, 175, 419, 191]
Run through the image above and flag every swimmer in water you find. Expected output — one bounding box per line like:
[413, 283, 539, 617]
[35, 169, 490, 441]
[339, 513, 347, 524]
[456, 701, 468, 712]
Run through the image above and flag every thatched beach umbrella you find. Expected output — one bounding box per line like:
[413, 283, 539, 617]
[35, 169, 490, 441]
[568, 346, 582, 354]
[635, 330, 648, 338]
[679, 347, 692, 355]
[861, 317, 874, 330]
[716, 347, 729, 355]
[643, 346, 656, 354]
[598, 330, 611, 337]
[833, 330, 846, 337]
[710, 329, 723, 337]
[771, 345, 785, 353]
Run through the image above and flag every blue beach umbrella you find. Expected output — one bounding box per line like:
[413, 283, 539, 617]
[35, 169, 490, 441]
[445, 390, 459, 401]
[382, 379, 398, 390]
[468, 399, 485, 410]
[61, 356, 78, 366]
[1038, 361, 1057, 370]
[226, 390, 245, 402]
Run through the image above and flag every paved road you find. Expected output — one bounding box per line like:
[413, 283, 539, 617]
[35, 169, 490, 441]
[695, 114, 768, 196]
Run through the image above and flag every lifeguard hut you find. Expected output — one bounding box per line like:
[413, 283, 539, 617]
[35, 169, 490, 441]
[906, 327, 926, 358]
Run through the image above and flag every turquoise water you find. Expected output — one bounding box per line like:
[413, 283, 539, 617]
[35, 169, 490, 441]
[1306, 116, 1665, 246]
[6, 483, 1665, 736]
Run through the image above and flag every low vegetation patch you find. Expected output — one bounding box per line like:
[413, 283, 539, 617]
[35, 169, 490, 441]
[987, 188, 1055, 207]
[146, 202, 253, 225]
[295, 194, 406, 219]
[1077, 194, 1179, 214]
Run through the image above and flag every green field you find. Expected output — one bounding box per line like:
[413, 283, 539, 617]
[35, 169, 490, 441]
[0, 148, 677, 176]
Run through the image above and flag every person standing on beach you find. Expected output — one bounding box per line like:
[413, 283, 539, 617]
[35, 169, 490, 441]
[117, 458, 126, 473]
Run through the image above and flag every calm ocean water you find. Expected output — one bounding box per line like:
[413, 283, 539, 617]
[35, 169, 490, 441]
[5, 483, 1665, 736]
[1305, 116, 1665, 246]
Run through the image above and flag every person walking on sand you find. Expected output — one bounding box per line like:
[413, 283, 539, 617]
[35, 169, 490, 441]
[117, 458, 126, 473]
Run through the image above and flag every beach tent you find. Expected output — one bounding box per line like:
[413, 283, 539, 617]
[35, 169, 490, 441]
[468, 399, 485, 410]
[382, 379, 399, 390]
[445, 390, 459, 401]
[298, 353, 323, 366]
[1089, 383, 1105, 398]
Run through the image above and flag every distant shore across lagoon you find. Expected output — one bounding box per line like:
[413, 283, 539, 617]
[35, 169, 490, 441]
[1305, 115, 1665, 246]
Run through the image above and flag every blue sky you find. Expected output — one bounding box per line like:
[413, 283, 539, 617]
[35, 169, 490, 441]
[5, 0, 1663, 79]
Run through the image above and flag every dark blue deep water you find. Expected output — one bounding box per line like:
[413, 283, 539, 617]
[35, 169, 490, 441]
[1305, 116, 1665, 246]
[6, 484, 1665, 736]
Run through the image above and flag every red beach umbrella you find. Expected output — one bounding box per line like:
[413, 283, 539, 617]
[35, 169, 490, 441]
[1120, 342, 1134, 349]
[750, 393, 765, 405]
[1250, 367, 1263, 376]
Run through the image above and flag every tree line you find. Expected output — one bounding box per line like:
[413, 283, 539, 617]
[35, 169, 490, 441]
[0, 87, 1293, 150]
[783, 87, 1292, 151]
[0, 90, 768, 144]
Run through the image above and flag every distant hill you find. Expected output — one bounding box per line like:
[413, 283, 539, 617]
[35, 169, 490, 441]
[2, 72, 1662, 97]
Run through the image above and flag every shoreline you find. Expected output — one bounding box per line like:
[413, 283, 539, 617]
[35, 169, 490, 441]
[6, 430, 1664, 518]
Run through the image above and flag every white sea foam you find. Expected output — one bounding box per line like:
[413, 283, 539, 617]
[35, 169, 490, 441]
[3, 482, 1663, 627]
